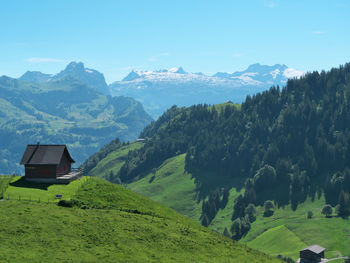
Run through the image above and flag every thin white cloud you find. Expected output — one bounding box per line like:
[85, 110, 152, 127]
[148, 52, 169, 62]
[312, 30, 324, 35]
[233, 53, 245, 58]
[264, 1, 276, 8]
[26, 57, 68, 63]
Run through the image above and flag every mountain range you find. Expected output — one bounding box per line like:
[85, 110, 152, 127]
[19, 61, 110, 95]
[17, 62, 304, 119]
[110, 63, 304, 117]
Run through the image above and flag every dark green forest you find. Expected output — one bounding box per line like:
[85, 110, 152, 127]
[95, 63, 350, 234]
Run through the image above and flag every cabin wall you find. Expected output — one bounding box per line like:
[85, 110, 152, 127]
[56, 152, 71, 175]
[25, 165, 56, 179]
[300, 250, 323, 260]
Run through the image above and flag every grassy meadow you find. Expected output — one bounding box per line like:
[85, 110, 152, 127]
[3, 176, 88, 203]
[242, 196, 350, 260]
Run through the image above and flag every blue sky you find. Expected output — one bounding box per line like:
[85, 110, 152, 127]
[0, 0, 349, 83]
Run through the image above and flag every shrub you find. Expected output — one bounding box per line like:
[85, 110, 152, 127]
[245, 203, 257, 222]
[307, 210, 313, 219]
[321, 204, 332, 217]
[263, 200, 275, 217]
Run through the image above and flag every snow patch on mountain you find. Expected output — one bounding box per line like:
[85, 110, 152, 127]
[283, 68, 304, 78]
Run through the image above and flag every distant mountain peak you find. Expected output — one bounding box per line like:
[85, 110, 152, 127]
[122, 70, 142, 81]
[168, 67, 187, 74]
[19, 71, 53, 83]
[65, 61, 85, 71]
[53, 61, 110, 95]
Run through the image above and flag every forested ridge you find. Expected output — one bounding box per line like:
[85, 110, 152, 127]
[91, 63, 350, 239]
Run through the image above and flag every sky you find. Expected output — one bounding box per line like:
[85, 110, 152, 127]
[0, 0, 349, 83]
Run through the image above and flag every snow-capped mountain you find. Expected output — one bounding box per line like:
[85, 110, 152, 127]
[109, 63, 304, 117]
[214, 63, 303, 85]
[19, 62, 110, 95]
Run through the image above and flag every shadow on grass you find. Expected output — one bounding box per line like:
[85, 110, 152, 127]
[9, 176, 53, 190]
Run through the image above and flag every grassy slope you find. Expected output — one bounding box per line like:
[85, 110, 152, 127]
[241, 196, 350, 259]
[247, 225, 307, 258]
[0, 177, 281, 263]
[128, 154, 202, 220]
[0, 175, 13, 197]
[87, 143, 350, 260]
[128, 154, 243, 234]
[127, 155, 350, 260]
[87, 142, 143, 179]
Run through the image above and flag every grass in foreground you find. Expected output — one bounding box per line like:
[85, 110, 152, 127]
[0, 177, 282, 263]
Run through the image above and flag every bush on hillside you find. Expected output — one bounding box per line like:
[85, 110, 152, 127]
[321, 204, 333, 217]
[307, 210, 313, 219]
[263, 200, 275, 217]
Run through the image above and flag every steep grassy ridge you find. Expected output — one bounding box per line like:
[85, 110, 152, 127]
[0, 177, 282, 263]
[87, 142, 143, 180]
[128, 154, 202, 219]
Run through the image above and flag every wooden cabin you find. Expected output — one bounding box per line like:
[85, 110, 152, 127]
[299, 245, 325, 262]
[20, 143, 81, 183]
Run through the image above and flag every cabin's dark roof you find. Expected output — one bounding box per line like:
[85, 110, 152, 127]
[20, 144, 75, 165]
[301, 245, 325, 254]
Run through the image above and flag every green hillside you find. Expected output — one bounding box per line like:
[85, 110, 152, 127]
[246, 225, 307, 258]
[86, 149, 350, 260]
[83, 142, 143, 181]
[0, 175, 13, 198]
[0, 177, 281, 263]
[242, 196, 350, 259]
[129, 154, 202, 219]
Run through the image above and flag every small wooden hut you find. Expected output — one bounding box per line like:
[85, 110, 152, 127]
[20, 143, 81, 183]
[299, 245, 325, 262]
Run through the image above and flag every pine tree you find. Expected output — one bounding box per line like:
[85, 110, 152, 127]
[337, 191, 350, 217]
[223, 227, 231, 238]
[201, 214, 209, 227]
